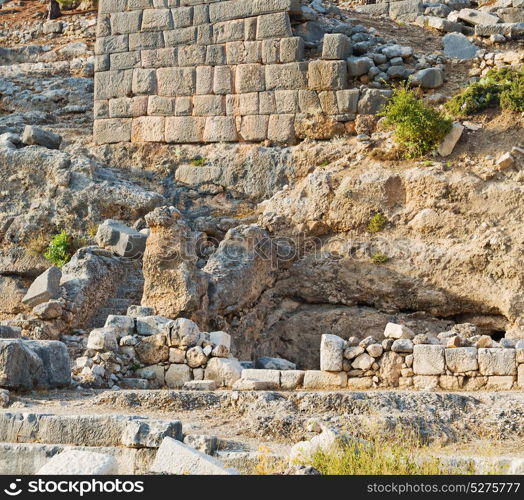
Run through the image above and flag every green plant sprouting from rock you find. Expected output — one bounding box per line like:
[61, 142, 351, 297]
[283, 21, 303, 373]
[381, 86, 452, 159]
[367, 213, 388, 233]
[43, 230, 86, 267]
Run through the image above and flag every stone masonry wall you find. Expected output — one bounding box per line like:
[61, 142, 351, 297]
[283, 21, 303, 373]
[93, 0, 390, 145]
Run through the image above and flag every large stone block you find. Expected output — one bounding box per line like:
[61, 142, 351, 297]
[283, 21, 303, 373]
[413, 344, 445, 375]
[256, 12, 292, 39]
[151, 437, 238, 475]
[357, 89, 392, 114]
[241, 369, 280, 389]
[93, 118, 132, 144]
[203, 116, 238, 142]
[22, 267, 61, 308]
[132, 68, 157, 95]
[268, 114, 295, 143]
[240, 115, 269, 141]
[0, 326, 21, 339]
[110, 51, 141, 70]
[336, 89, 359, 114]
[95, 34, 129, 55]
[37, 450, 118, 475]
[132, 116, 166, 142]
[303, 370, 347, 389]
[94, 70, 132, 100]
[136, 334, 169, 365]
[280, 36, 304, 63]
[478, 348, 516, 376]
[110, 11, 143, 35]
[165, 116, 205, 143]
[204, 357, 242, 387]
[280, 370, 305, 390]
[86, 328, 118, 351]
[236, 64, 265, 93]
[445, 347, 478, 373]
[308, 60, 348, 91]
[109, 96, 148, 118]
[165, 364, 191, 389]
[193, 95, 226, 116]
[22, 125, 62, 150]
[157, 67, 196, 96]
[142, 8, 173, 31]
[96, 219, 148, 258]
[141, 47, 177, 68]
[320, 334, 345, 372]
[322, 33, 351, 60]
[129, 31, 165, 51]
[265, 62, 308, 90]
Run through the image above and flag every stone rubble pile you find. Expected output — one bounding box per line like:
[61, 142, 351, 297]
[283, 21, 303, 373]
[355, 0, 524, 43]
[73, 306, 242, 390]
[94, 0, 447, 145]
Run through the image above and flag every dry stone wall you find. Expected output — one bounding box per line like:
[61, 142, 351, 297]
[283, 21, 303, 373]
[93, 0, 389, 144]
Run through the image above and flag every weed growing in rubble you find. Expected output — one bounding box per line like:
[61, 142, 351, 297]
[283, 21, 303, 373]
[367, 213, 388, 233]
[370, 252, 390, 265]
[44, 231, 85, 267]
[381, 86, 452, 159]
[191, 156, 208, 167]
[446, 67, 524, 116]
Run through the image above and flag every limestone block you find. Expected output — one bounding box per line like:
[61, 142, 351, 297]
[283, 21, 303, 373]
[268, 114, 295, 143]
[391, 339, 414, 353]
[99, 0, 127, 14]
[298, 90, 322, 113]
[136, 315, 171, 337]
[196, 66, 214, 95]
[518, 364, 524, 389]
[265, 62, 308, 90]
[111, 11, 143, 35]
[413, 375, 439, 390]
[93, 118, 132, 144]
[438, 122, 464, 157]
[87, 328, 118, 351]
[96, 219, 148, 258]
[319, 91, 338, 114]
[142, 47, 177, 68]
[213, 66, 233, 94]
[204, 357, 242, 387]
[148, 96, 176, 115]
[322, 33, 351, 60]
[320, 334, 345, 371]
[22, 267, 61, 308]
[184, 380, 217, 390]
[336, 89, 359, 114]
[232, 379, 271, 390]
[151, 437, 238, 475]
[445, 347, 478, 373]
[256, 12, 292, 39]
[95, 34, 129, 55]
[241, 369, 280, 389]
[110, 51, 141, 70]
[308, 60, 348, 91]
[303, 370, 347, 389]
[37, 450, 118, 475]
[109, 96, 148, 118]
[203, 116, 238, 142]
[357, 89, 392, 115]
[178, 45, 207, 66]
[280, 36, 304, 63]
[352, 353, 374, 371]
[165, 117, 205, 142]
[94, 69, 132, 100]
[384, 322, 415, 340]
[262, 39, 280, 64]
[478, 348, 516, 376]
[175, 96, 193, 116]
[275, 90, 299, 113]
[413, 345, 445, 375]
[172, 6, 193, 28]
[157, 67, 196, 96]
[347, 377, 373, 390]
[164, 27, 197, 46]
[439, 375, 461, 391]
[105, 315, 136, 337]
[129, 31, 165, 51]
[127, 305, 155, 318]
[142, 8, 173, 31]
[136, 334, 169, 365]
[168, 318, 200, 348]
[193, 4, 210, 25]
[486, 376, 515, 390]
[238, 92, 259, 115]
[165, 364, 192, 388]
[236, 64, 265, 93]
[132, 68, 157, 95]
[347, 56, 373, 77]
[280, 370, 305, 390]
[193, 95, 226, 116]
[206, 44, 226, 65]
[240, 115, 269, 141]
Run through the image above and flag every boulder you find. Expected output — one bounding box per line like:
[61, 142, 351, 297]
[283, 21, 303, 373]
[186, 346, 208, 368]
[165, 364, 191, 389]
[150, 437, 238, 475]
[209, 331, 231, 349]
[96, 219, 147, 258]
[104, 315, 135, 336]
[255, 356, 296, 370]
[22, 125, 62, 150]
[391, 339, 414, 353]
[384, 323, 415, 339]
[320, 334, 345, 371]
[351, 352, 374, 371]
[442, 33, 478, 60]
[413, 345, 445, 375]
[24, 340, 70, 388]
[379, 351, 403, 386]
[411, 68, 444, 89]
[0, 326, 21, 339]
[121, 418, 183, 448]
[458, 8, 501, 26]
[127, 305, 155, 317]
[22, 266, 62, 308]
[204, 357, 242, 388]
[37, 450, 118, 475]
[136, 315, 172, 336]
[86, 328, 118, 351]
[168, 318, 200, 347]
[0, 389, 9, 407]
[135, 334, 169, 365]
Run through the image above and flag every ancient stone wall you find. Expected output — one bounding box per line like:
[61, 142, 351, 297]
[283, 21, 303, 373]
[93, 0, 390, 145]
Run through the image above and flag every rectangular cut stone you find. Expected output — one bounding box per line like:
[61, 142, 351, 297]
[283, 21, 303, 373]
[196, 24, 213, 46]
[148, 96, 176, 115]
[413, 345, 445, 375]
[141, 48, 177, 68]
[142, 8, 173, 31]
[268, 114, 295, 143]
[298, 90, 322, 113]
[347, 377, 373, 390]
[157, 67, 196, 96]
[111, 11, 143, 35]
[308, 60, 348, 90]
[95, 70, 133, 100]
[280, 370, 304, 390]
[226, 41, 262, 65]
[109, 96, 148, 118]
[172, 6, 193, 28]
[303, 370, 347, 389]
[241, 369, 280, 388]
[265, 62, 308, 90]
[193, 95, 225, 116]
[164, 27, 196, 46]
[203, 116, 238, 142]
[478, 348, 516, 376]
[175, 96, 193, 115]
[320, 334, 345, 372]
[165, 117, 205, 143]
[209, 0, 300, 23]
[196, 66, 214, 94]
[275, 90, 299, 113]
[445, 347, 478, 373]
[96, 34, 129, 55]
[322, 33, 351, 60]
[240, 115, 269, 141]
[206, 44, 226, 65]
[262, 39, 279, 64]
[178, 45, 207, 66]
[94, 100, 109, 118]
[129, 31, 164, 51]
[238, 93, 258, 115]
[214, 20, 245, 44]
[486, 376, 515, 390]
[256, 12, 292, 39]
[132, 68, 157, 94]
[193, 4, 210, 25]
[259, 91, 276, 114]
[236, 64, 265, 93]
[99, 0, 127, 14]
[213, 66, 233, 94]
[319, 91, 338, 114]
[280, 36, 304, 63]
[336, 89, 359, 114]
[132, 116, 165, 142]
[110, 51, 141, 70]
[94, 119, 132, 144]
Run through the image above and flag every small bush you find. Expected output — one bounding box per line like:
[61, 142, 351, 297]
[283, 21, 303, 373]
[381, 86, 452, 159]
[446, 67, 524, 116]
[191, 156, 208, 167]
[43, 231, 86, 267]
[370, 252, 389, 265]
[367, 213, 388, 233]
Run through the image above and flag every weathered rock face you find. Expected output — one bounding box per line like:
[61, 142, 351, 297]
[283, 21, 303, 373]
[141, 207, 209, 326]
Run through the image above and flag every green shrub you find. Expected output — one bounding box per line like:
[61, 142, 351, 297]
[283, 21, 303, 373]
[370, 252, 389, 265]
[43, 231, 85, 267]
[446, 67, 524, 116]
[381, 86, 452, 159]
[191, 156, 208, 167]
[367, 213, 388, 233]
